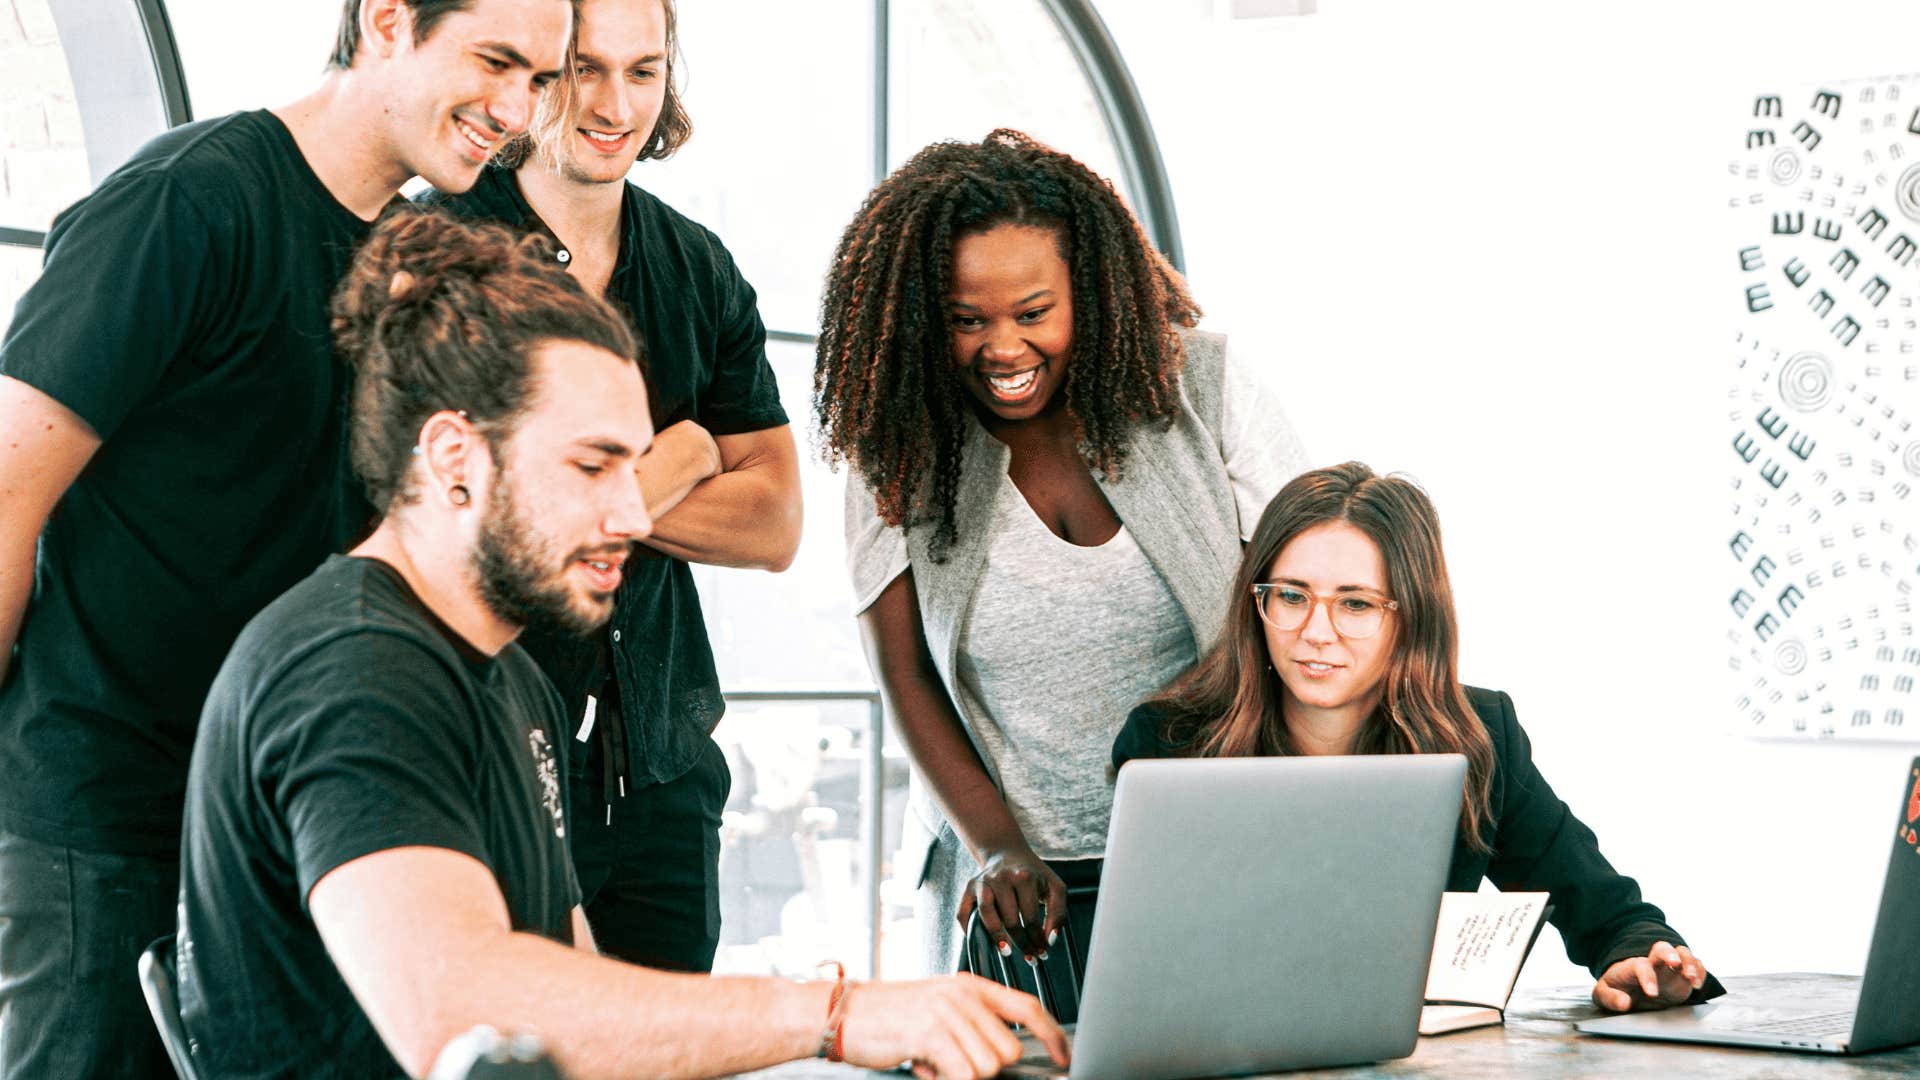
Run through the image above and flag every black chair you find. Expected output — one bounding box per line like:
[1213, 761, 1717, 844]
[138, 935, 203, 1080]
[960, 883, 1098, 1024]
[135, 938, 566, 1079]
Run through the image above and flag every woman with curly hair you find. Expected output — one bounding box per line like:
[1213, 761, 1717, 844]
[816, 129, 1309, 975]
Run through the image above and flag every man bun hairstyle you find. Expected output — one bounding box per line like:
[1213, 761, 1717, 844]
[331, 208, 640, 512]
[329, 0, 475, 69]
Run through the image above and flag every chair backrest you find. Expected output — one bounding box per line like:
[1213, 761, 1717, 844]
[136, 937, 565, 1079]
[138, 935, 203, 1080]
[960, 883, 1098, 1025]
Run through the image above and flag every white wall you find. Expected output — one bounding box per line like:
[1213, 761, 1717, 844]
[1096, 0, 1920, 988]
[137, 0, 1920, 989]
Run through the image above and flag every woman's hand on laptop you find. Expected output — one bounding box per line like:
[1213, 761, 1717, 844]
[957, 847, 1067, 961]
[839, 973, 1070, 1079]
[1591, 942, 1707, 1012]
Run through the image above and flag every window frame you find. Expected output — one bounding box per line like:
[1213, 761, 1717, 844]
[26, 0, 1183, 980]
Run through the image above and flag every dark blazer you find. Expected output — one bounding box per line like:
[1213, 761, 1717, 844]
[1113, 685, 1723, 998]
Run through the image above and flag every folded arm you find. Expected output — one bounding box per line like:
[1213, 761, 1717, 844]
[637, 422, 801, 571]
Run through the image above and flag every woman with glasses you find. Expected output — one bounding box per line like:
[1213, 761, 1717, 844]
[1114, 461, 1723, 1013]
[816, 130, 1308, 976]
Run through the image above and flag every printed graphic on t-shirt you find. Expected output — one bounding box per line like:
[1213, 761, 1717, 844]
[529, 728, 564, 839]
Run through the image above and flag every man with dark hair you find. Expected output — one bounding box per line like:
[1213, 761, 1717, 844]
[330, 0, 477, 69]
[178, 208, 1065, 1080]
[0, 2, 568, 1074]
[423, 0, 803, 974]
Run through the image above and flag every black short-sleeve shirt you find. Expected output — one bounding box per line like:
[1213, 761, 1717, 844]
[420, 169, 788, 785]
[0, 110, 379, 855]
[177, 555, 578, 1078]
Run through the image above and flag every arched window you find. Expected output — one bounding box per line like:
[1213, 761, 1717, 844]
[630, 2, 1182, 976]
[16, 0, 1178, 978]
[0, 0, 188, 333]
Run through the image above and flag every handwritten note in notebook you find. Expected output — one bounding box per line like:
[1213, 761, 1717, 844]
[1418, 891, 1552, 1036]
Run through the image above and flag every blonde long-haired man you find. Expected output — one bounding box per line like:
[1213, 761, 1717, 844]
[421, 0, 803, 974]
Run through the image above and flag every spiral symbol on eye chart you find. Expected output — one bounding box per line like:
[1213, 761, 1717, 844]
[1903, 441, 1920, 478]
[1778, 353, 1835, 412]
[1774, 638, 1810, 677]
[1896, 163, 1920, 222]
[1770, 151, 1803, 186]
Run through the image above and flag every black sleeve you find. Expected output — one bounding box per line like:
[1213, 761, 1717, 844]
[1113, 703, 1178, 771]
[254, 631, 496, 909]
[695, 231, 787, 437]
[0, 172, 218, 440]
[1480, 691, 1724, 999]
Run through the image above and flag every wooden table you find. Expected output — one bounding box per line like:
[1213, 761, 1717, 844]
[746, 973, 1920, 1079]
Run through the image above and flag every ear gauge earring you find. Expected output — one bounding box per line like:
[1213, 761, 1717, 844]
[449, 485, 471, 507]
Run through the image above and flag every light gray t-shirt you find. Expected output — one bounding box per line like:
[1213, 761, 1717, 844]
[952, 474, 1196, 860]
[843, 329, 1311, 974]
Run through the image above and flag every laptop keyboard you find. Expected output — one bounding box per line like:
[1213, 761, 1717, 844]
[1015, 1026, 1076, 1067]
[1738, 1010, 1853, 1037]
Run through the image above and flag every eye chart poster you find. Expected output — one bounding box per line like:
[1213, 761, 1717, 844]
[1729, 75, 1920, 741]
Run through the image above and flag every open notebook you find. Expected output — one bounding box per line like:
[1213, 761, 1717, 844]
[1419, 892, 1552, 1036]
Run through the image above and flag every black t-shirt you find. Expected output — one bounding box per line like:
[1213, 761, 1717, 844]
[0, 110, 380, 855]
[177, 555, 578, 1078]
[420, 169, 787, 785]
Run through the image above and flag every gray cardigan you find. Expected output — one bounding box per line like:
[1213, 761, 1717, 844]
[844, 330, 1288, 974]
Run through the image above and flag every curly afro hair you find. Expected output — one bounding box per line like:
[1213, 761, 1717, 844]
[813, 129, 1201, 560]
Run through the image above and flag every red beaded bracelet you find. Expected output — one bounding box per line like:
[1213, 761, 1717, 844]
[817, 961, 850, 1062]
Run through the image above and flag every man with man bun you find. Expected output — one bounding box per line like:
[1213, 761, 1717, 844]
[175, 208, 1067, 1080]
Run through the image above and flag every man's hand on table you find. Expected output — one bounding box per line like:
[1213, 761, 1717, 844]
[840, 973, 1069, 1079]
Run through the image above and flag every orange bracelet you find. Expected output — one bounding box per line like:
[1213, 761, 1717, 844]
[817, 961, 849, 1062]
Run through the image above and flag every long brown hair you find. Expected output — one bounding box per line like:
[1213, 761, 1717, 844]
[493, 0, 693, 169]
[1144, 462, 1497, 850]
[813, 129, 1200, 561]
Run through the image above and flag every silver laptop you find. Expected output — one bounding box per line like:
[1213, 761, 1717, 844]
[1577, 755, 1920, 1056]
[1008, 753, 1466, 1080]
